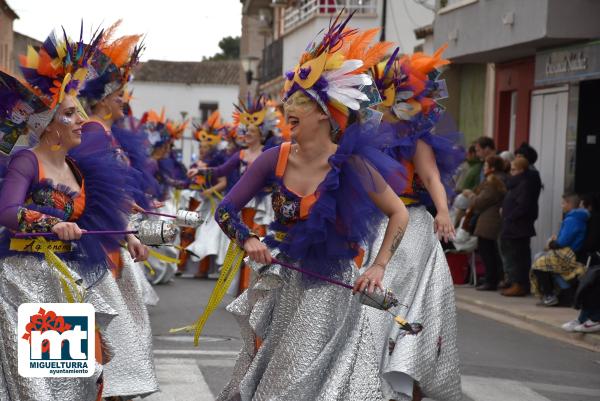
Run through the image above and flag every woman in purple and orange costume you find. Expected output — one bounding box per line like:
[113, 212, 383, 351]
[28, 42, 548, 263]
[211, 15, 412, 401]
[184, 111, 230, 278]
[74, 26, 160, 400]
[0, 28, 135, 401]
[188, 95, 282, 294]
[363, 46, 463, 400]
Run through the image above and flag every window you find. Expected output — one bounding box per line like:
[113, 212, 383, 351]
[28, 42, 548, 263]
[199, 102, 219, 122]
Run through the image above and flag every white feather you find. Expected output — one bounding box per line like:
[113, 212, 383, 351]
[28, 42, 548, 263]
[325, 59, 364, 79]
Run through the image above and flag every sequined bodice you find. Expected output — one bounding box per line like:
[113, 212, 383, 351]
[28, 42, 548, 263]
[271, 184, 302, 226]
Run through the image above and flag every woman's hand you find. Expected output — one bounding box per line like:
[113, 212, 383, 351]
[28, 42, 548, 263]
[353, 263, 386, 294]
[462, 189, 474, 198]
[243, 236, 271, 265]
[131, 202, 145, 214]
[51, 222, 83, 241]
[127, 234, 149, 262]
[187, 167, 199, 178]
[434, 211, 455, 243]
[151, 200, 165, 209]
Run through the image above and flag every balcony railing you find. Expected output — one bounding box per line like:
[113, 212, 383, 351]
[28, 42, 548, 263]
[259, 38, 283, 84]
[283, 0, 377, 34]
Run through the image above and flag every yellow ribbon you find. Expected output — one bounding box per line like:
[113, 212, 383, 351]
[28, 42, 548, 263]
[169, 241, 245, 345]
[143, 260, 156, 276]
[10, 237, 82, 303]
[148, 248, 181, 265]
[174, 189, 182, 210]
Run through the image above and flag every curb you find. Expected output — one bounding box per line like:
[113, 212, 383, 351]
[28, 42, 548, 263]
[455, 294, 600, 352]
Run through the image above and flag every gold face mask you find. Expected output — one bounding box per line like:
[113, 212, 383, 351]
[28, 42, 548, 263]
[283, 92, 318, 115]
[284, 51, 328, 93]
[239, 109, 267, 127]
[197, 130, 220, 147]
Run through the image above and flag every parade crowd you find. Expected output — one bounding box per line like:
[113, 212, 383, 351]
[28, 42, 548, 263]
[452, 137, 600, 333]
[0, 12, 598, 401]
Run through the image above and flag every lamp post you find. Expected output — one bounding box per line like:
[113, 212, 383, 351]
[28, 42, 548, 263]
[241, 55, 260, 85]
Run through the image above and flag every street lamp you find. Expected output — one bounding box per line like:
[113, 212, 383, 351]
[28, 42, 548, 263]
[241, 56, 260, 85]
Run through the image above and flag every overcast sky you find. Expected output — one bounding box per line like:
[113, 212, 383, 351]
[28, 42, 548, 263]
[9, 0, 242, 62]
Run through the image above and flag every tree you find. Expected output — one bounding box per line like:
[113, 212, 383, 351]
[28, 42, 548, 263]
[206, 36, 240, 61]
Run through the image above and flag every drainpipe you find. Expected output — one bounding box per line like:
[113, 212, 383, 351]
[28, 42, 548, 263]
[380, 0, 387, 41]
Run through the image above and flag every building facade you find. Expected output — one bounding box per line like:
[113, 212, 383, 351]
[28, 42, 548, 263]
[0, 0, 18, 73]
[240, 0, 435, 101]
[130, 59, 241, 166]
[434, 0, 600, 253]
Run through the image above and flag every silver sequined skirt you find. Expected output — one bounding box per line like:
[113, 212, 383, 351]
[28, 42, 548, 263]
[0, 255, 113, 401]
[365, 206, 461, 401]
[218, 254, 385, 401]
[95, 249, 159, 398]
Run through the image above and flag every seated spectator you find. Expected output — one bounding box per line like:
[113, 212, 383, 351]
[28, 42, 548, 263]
[455, 144, 483, 192]
[530, 193, 589, 306]
[500, 157, 540, 297]
[464, 155, 506, 290]
[562, 264, 600, 333]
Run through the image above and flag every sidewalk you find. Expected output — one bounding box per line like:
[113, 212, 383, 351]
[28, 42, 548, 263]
[454, 286, 600, 352]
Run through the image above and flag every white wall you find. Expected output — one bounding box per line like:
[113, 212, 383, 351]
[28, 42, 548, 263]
[129, 81, 239, 166]
[384, 0, 434, 54]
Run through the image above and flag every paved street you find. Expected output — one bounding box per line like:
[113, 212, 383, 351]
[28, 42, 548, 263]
[141, 277, 600, 401]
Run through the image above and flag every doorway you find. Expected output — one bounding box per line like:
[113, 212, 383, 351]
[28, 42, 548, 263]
[575, 79, 600, 194]
[529, 86, 569, 254]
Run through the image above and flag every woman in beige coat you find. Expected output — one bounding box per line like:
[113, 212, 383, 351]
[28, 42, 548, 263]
[465, 155, 507, 290]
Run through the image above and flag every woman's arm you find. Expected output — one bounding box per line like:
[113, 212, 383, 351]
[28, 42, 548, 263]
[215, 148, 278, 264]
[413, 139, 454, 242]
[188, 151, 241, 179]
[354, 184, 409, 294]
[201, 177, 226, 198]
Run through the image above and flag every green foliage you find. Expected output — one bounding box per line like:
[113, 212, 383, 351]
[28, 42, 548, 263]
[206, 36, 240, 61]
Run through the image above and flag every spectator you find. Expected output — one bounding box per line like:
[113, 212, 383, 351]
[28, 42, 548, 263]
[474, 136, 496, 182]
[455, 144, 483, 192]
[562, 265, 600, 333]
[578, 193, 600, 265]
[464, 155, 507, 291]
[530, 193, 588, 306]
[499, 157, 540, 296]
[562, 195, 600, 333]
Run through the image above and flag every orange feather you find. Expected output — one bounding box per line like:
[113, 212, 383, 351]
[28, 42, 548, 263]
[345, 28, 379, 60]
[354, 41, 393, 73]
[102, 35, 142, 67]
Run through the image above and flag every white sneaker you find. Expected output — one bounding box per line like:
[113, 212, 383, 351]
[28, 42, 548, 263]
[561, 319, 581, 332]
[574, 319, 600, 333]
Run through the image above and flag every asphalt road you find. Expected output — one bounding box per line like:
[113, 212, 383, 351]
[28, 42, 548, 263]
[140, 277, 600, 401]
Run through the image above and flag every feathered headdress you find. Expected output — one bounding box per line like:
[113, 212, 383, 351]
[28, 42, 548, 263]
[193, 110, 222, 147]
[80, 20, 143, 103]
[166, 119, 189, 141]
[371, 45, 450, 124]
[233, 94, 280, 139]
[283, 11, 392, 135]
[0, 72, 53, 156]
[140, 108, 169, 148]
[17, 24, 102, 135]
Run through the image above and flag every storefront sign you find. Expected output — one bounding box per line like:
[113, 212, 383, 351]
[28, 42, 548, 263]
[535, 41, 600, 85]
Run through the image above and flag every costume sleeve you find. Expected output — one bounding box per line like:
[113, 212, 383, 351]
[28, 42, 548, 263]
[207, 151, 241, 178]
[215, 147, 277, 246]
[0, 151, 62, 232]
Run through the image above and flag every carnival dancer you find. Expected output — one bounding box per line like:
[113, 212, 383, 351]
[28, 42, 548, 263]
[364, 47, 463, 400]
[184, 111, 229, 277]
[141, 113, 189, 285]
[75, 26, 159, 399]
[0, 29, 136, 401]
[112, 92, 160, 306]
[188, 95, 281, 294]
[209, 14, 412, 401]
